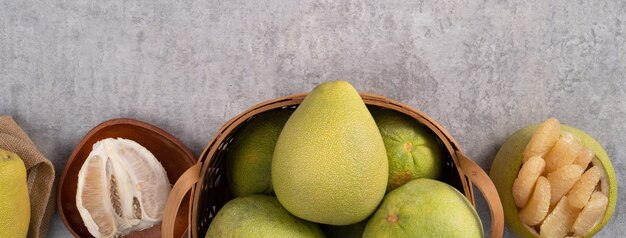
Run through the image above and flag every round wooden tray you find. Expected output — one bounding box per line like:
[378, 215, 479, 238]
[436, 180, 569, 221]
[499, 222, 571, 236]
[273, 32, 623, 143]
[162, 93, 504, 238]
[57, 118, 197, 238]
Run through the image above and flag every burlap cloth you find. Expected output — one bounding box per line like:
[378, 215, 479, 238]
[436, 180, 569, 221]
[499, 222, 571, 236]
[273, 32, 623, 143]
[0, 116, 55, 238]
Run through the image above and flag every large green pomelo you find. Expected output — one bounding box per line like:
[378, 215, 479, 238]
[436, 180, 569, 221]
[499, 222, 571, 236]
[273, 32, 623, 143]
[272, 81, 388, 225]
[226, 109, 292, 197]
[370, 107, 444, 191]
[205, 195, 325, 238]
[363, 179, 483, 238]
[490, 124, 617, 237]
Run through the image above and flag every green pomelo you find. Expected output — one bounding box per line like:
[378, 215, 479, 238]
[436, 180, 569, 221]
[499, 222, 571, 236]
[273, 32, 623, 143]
[370, 107, 444, 191]
[363, 179, 483, 238]
[205, 195, 325, 238]
[490, 124, 617, 238]
[0, 148, 30, 238]
[226, 109, 293, 197]
[272, 81, 388, 225]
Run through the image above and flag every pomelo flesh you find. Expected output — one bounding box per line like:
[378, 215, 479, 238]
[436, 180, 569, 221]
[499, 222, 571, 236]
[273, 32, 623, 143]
[490, 118, 617, 238]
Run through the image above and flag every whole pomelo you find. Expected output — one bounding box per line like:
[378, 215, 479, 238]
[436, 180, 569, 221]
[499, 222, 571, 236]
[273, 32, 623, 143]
[363, 179, 483, 238]
[226, 109, 293, 197]
[370, 107, 444, 191]
[272, 81, 388, 225]
[0, 148, 30, 238]
[490, 123, 617, 238]
[205, 195, 325, 238]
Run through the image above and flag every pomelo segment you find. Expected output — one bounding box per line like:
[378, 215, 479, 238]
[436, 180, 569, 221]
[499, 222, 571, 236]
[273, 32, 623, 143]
[546, 165, 584, 206]
[544, 133, 583, 173]
[567, 166, 602, 209]
[76, 150, 117, 237]
[518, 176, 550, 226]
[573, 148, 594, 169]
[513, 156, 546, 208]
[523, 118, 560, 162]
[572, 192, 608, 236]
[540, 196, 580, 238]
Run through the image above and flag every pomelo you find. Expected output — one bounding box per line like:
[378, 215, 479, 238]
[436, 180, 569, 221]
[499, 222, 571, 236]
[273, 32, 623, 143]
[226, 109, 292, 197]
[205, 195, 324, 238]
[272, 81, 388, 225]
[490, 119, 617, 237]
[0, 148, 30, 238]
[362, 179, 483, 238]
[370, 107, 444, 191]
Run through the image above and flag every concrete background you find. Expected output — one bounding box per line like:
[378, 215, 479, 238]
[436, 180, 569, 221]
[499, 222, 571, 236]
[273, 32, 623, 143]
[1, 0, 624, 237]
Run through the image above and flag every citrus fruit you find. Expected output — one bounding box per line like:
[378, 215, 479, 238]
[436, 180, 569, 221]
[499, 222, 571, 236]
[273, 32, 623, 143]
[490, 118, 617, 238]
[0, 148, 30, 238]
[370, 107, 443, 191]
[362, 179, 483, 238]
[76, 138, 171, 237]
[272, 81, 388, 225]
[226, 109, 292, 197]
[205, 195, 325, 238]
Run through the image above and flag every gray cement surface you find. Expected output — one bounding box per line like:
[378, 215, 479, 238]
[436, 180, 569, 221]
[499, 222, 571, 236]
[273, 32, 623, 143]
[1, 0, 625, 237]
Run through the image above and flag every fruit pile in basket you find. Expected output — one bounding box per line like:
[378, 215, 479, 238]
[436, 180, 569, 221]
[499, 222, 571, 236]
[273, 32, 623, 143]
[206, 81, 484, 238]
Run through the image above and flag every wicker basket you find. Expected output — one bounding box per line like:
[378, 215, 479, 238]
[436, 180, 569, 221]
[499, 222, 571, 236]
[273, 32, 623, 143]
[162, 93, 504, 238]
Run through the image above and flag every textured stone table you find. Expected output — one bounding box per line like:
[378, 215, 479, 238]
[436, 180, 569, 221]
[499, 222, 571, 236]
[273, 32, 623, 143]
[2, 0, 624, 237]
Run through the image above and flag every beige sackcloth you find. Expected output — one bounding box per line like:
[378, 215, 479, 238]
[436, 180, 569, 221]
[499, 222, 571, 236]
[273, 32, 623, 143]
[0, 116, 56, 238]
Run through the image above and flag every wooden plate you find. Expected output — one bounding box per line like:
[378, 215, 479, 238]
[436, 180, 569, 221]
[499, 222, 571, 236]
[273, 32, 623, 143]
[57, 118, 196, 237]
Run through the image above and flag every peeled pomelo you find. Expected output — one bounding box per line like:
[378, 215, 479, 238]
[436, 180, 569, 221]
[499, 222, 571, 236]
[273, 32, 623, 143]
[362, 179, 483, 238]
[205, 195, 324, 238]
[76, 138, 171, 237]
[490, 119, 617, 238]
